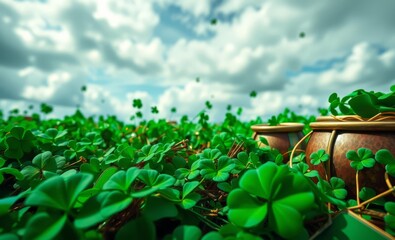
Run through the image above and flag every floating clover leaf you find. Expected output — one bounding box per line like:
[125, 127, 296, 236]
[227, 162, 315, 239]
[151, 106, 159, 114]
[132, 99, 143, 109]
[310, 149, 329, 165]
[385, 202, 395, 235]
[5, 126, 35, 160]
[205, 101, 213, 109]
[375, 149, 395, 177]
[199, 156, 235, 182]
[25, 173, 93, 212]
[40, 103, 53, 114]
[249, 91, 257, 98]
[346, 148, 375, 170]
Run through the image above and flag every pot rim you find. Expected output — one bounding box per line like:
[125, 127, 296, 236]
[312, 115, 395, 131]
[310, 121, 395, 131]
[316, 114, 395, 122]
[251, 123, 304, 133]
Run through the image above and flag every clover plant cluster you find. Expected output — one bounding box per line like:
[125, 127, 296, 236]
[0, 96, 394, 239]
[328, 85, 395, 118]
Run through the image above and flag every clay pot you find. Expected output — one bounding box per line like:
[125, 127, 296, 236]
[251, 123, 305, 162]
[304, 115, 395, 199]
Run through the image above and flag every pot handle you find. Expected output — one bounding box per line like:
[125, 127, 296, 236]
[289, 131, 313, 167]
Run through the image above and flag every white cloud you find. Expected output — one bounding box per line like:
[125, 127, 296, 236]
[22, 71, 72, 101]
[156, 0, 211, 17]
[113, 37, 164, 70]
[216, 0, 262, 15]
[93, 0, 159, 35]
[317, 43, 395, 88]
[1, 0, 395, 123]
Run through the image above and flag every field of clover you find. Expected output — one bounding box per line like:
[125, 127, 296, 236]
[1, 86, 395, 240]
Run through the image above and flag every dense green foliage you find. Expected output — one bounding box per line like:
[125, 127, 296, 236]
[328, 85, 395, 118]
[1, 95, 395, 239]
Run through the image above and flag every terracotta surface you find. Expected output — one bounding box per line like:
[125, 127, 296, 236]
[306, 129, 395, 199]
[252, 123, 305, 163]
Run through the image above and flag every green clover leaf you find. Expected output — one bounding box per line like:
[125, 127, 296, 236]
[5, 126, 35, 160]
[227, 162, 315, 239]
[385, 202, 395, 235]
[346, 148, 375, 170]
[310, 149, 329, 165]
[25, 173, 93, 212]
[199, 156, 235, 182]
[375, 149, 395, 177]
[132, 169, 175, 197]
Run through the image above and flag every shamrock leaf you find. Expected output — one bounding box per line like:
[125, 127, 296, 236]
[180, 181, 201, 209]
[310, 149, 329, 166]
[227, 162, 315, 239]
[199, 156, 235, 182]
[132, 169, 175, 197]
[24, 212, 67, 240]
[375, 149, 395, 177]
[0, 157, 24, 184]
[317, 177, 348, 200]
[385, 202, 395, 235]
[132, 99, 143, 109]
[291, 162, 319, 178]
[103, 167, 140, 193]
[4, 126, 35, 160]
[25, 173, 93, 211]
[346, 148, 375, 170]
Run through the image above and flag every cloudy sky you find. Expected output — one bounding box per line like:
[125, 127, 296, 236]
[1, 0, 395, 122]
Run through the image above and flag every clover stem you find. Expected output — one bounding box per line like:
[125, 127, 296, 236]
[16, 158, 22, 167]
[356, 170, 360, 206]
[289, 131, 312, 167]
[193, 205, 216, 212]
[188, 209, 221, 230]
[348, 187, 395, 210]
